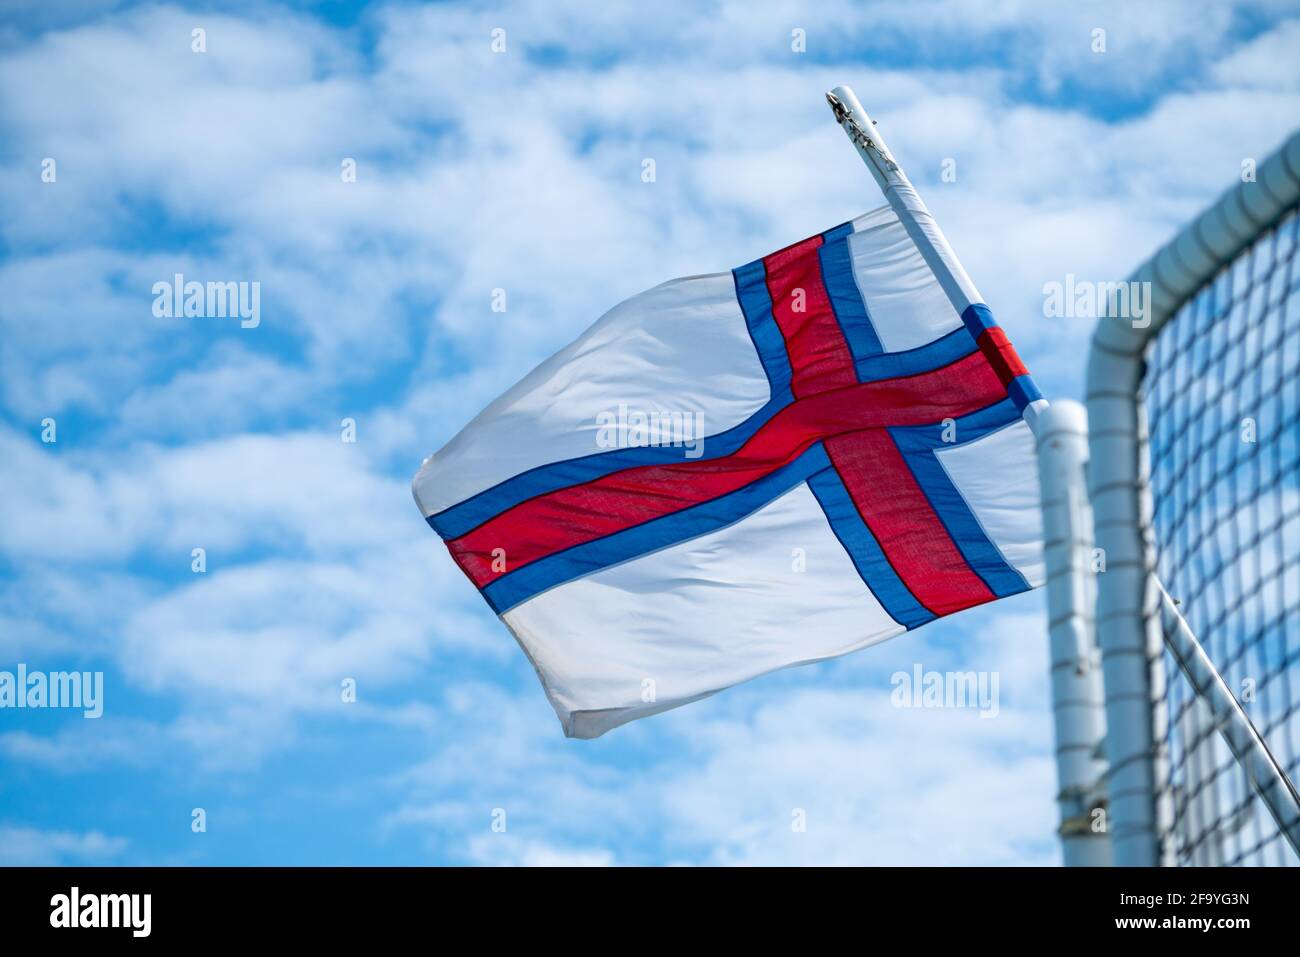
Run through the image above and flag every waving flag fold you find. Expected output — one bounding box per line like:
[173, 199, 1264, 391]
[414, 203, 1045, 738]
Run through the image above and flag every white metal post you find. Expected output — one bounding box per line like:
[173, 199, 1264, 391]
[1036, 400, 1112, 866]
[1085, 364, 1170, 866]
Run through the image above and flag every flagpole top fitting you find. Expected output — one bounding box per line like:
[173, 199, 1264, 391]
[826, 87, 899, 174]
[826, 91, 850, 123]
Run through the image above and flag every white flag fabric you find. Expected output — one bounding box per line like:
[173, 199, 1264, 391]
[414, 205, 1045, 738]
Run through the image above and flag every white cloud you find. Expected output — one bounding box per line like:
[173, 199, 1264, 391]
[4, 1, 1297, 429]
[1211, 18, 1300, 89]
[660, 690, 1058, 866]
[0, 825, 128, 866]
[374, 599, 1060, 866]
[0, 421, 507, 772]
[119, 548, 463, 705]
[0, 718, 168, 771]
[1, 0, 1295, 865]
[464, 836, 615, 867]
[0, 426, 415, 562]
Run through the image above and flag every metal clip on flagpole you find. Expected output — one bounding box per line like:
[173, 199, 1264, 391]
[1156, 580, 1300, 857]
[826, 88, 900, 179]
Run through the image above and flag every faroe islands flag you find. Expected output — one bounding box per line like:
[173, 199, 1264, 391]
[413, 203, 1046, 738]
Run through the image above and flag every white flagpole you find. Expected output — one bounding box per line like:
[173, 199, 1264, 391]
[825, 87, 979, 319]
[825, 86, 1048, 435]
[1156, 581, 1300, 858]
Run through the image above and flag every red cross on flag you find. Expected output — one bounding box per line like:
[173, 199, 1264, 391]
[413, 90, 1047, 737]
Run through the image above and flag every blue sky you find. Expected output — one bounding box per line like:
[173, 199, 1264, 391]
[1, 0, 1299, 866]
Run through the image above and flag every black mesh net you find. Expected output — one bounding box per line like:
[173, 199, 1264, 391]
[1142, 205, 1300, 866]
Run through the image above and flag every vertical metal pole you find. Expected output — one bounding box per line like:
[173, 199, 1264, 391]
[1086, 354, 1169, 865]
[1157, 582, 1300, 858]
[1037, 400, 1112, 865]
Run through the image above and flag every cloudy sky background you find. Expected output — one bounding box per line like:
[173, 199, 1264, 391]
[2, 0, 1299, 865]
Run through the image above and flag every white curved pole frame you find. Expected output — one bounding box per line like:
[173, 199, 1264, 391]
[1086, 128, 1300, 866]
